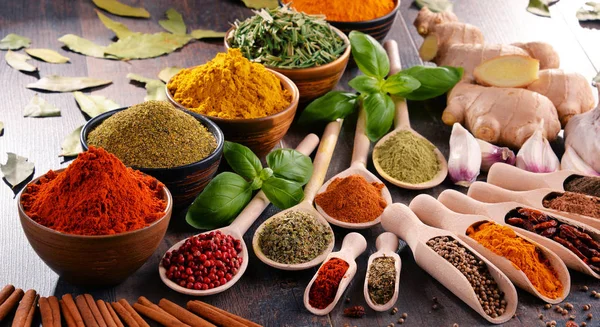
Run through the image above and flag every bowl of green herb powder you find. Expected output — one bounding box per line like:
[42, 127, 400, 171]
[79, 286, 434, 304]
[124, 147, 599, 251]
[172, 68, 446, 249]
[81, 100, 224, 208]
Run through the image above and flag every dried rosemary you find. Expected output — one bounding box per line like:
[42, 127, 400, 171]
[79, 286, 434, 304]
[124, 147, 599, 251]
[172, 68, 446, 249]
[228, 6, 347, 69]
[367, 256, 396, 305]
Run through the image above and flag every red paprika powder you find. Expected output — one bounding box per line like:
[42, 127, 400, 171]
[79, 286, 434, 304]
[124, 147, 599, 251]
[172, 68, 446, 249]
[21, 146, 166, 236]
[308, 258, 349, 309]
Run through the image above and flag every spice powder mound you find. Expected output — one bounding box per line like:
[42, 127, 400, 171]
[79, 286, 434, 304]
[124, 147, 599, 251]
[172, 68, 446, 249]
[367, 256, 396, 305]
[542, 192, 600, 219]
[564, 176, 600, 198]
[309, 258, 349, 309]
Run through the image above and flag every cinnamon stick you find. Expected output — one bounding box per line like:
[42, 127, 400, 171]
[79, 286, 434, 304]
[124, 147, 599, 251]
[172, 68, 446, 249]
[132, 303, 189, 327]
[12, 289, 37, 327]
[193, 300, 262, 327]
[0, 288, 24, 321]
[84, 295, 106, 327]
[40, 297, 54, 327]
[186, 301, 246, 327]
[23, 295, 38, 327]
[106, 303, 124, 327]
[117, 300, 148, 327]
[136, 297, 174, 320]
[110, 302, 139, 327]
[48, 296, 61, 327]
[60, 300, 77, 327]
[61, 294, 84, 327]
[158, 299, 215, 327]
[75, 295, 99, 327]
[0, 285, 15, 306]
[96, 300, 117, 327]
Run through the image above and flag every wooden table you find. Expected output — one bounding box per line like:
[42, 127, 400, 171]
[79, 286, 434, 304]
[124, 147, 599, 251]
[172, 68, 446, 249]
[1, 1, 599, 326]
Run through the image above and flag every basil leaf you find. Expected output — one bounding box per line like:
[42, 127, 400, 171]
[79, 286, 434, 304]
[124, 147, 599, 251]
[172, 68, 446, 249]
[363, 93, 395, 141]
[262, 177, 305, 209]
[401, 65, 463, 101]
[383, 73, 421, 96]
[298, 91, 358, 124]
[266, 149, 313, 185]
[259, 167, 273, 181]
[186, 172, 252, 229]
[349, 31, 389, 79]
[348, 75, 382, 94]
[223, 141, 263, 180]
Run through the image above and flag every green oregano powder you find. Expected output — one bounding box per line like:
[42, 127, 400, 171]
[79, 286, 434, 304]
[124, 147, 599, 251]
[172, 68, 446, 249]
[374, 130, 440, 184]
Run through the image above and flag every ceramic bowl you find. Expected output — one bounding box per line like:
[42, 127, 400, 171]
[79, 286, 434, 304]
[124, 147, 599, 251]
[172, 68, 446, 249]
[81, 107, 224, 209]
[166, 69, 298, 158]
[225, 27, 351, 103]
[18, 170, 173, 286]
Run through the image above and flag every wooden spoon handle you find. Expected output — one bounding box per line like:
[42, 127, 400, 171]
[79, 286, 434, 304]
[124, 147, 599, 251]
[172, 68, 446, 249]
[467, 181, 530, 205]
[383, 40, 410, 130]
[437, 190, 491, 217]
[409, 194, 461, 231]
[381, 203, 424, 250]
[303, 120, 343, 202]
[487, 163, 552, 191]
[339, 232, 367, 260]
[375, 232, 399, 253]
[351, 108, 370, 167]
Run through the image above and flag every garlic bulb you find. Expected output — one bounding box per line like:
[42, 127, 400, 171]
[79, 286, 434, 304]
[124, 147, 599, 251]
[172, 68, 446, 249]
[515, 120, 559, 173]
[561, 146, 600, 176]
[448, 123, 481, 187]
[564, 106, 600, 173]
[477, 139, 516, 172]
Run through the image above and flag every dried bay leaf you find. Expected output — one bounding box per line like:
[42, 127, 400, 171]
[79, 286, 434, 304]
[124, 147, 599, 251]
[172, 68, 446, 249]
[96, 11, 138, 39]
[73, 91, 120, 118]
[105, 32, 192, 59]
[1, 153, 34, 188]
[159, 8, 186, 35]
[60, 125, 84, 157]
[92, 0, 150, 18]
[241, 0, 278, 9]
[158, 66, 183, 83]
[415, 0, 453, 12]
[58, 34, 109, 58]
[23, 94, 61, 117]
[0, 33, 31, 50]
[27, 75, 112, 92]
[577, 2, 600, 21]
[0, 122, 4, 135]
[5, 50, 37, 72]
[190, 29, 227, 40]
[527, 0, 552, 17]
[25, 48, 70, 63]
[593, 71, 600, 83]
[127, 73, 156, 84]
[127, 73, 167, 101]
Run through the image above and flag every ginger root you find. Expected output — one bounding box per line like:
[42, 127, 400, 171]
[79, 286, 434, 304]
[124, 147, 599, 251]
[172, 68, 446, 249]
[526, 69, 596, 126]
[474, 55, 540, 88]
[414, 7, 459, 36]
[512, 42, 560, 70]
[419, 22, 484, 62]
[443, 83, 561, 148]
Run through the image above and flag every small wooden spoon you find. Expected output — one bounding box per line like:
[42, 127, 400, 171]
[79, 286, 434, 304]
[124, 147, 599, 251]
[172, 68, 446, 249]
[438, 189, 600, 279]
[468, 181, 600, 231]
[487, 163, 583, 192]
[371, 40, 448, 190]
[363, 232, 401, 311]
[381, 203, 517, 324]
[410, 194, 569, 304]
[316, 108, 393, 229]
[303, 232, 367, 315]
[253, 120, 343, 270]
[159, 134, 320, 296]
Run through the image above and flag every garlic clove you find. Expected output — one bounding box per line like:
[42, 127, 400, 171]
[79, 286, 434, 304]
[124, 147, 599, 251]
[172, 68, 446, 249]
[564, 106, 600, 173]
[561, 146, 600, 176]
[476, 139, 516, 172]
[515, 120, 559, 173]
[448, 123, 481, 187]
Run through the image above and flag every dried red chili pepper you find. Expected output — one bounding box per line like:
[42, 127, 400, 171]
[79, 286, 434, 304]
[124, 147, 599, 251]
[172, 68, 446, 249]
[308, 258, 349, 309]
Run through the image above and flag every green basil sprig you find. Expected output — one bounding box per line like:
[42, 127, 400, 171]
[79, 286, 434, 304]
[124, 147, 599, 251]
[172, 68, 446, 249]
[298, 30, 463, 141]
[186, 141, 313, 229]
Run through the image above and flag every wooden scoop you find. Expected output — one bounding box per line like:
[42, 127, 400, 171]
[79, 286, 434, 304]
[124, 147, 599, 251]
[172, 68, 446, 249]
[372, 40, 448, 190]
[364, 232, 401, 311]
[159, 133, 320, 296]
[409, 194, 569, 303]
[468, 181, 600, 231]
[438, 189, 600, 279]
[316, 108, 393, 229]
[487, 163, 582, 192]
[252, 120, 343, 270]
[381, 203, 517, 324]
[303, 232, 367, 315]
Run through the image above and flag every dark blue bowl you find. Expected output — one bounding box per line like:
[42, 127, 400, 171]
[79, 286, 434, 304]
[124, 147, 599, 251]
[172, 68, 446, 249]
[81, 107, 224, 209]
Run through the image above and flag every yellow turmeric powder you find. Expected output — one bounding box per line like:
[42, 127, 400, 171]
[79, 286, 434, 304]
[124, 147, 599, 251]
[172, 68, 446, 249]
[467, 222, 563, 299]
[283, 0, 396, 22]
[167, 48, 292, 119]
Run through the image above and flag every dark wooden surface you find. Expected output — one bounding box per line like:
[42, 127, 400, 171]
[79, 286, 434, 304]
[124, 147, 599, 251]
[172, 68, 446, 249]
[1, 1, 599, 326]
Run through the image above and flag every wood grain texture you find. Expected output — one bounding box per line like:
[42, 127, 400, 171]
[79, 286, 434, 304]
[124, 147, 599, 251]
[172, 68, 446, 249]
[0, 0, 599, 326]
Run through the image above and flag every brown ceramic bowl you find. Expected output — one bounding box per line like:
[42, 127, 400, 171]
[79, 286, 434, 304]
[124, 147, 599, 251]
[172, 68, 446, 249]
[225, 26, 351, 103]
[166, 69, 298, 158]
[18, 170, 173, 287]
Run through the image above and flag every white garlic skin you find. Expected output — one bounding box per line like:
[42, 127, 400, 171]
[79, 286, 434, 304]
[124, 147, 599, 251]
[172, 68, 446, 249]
[448, 123, 481, 187]
[564, 106, 600, 173]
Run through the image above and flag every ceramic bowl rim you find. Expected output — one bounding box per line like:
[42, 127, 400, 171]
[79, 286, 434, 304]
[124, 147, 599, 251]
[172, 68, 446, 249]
[277, 0, 400, 24]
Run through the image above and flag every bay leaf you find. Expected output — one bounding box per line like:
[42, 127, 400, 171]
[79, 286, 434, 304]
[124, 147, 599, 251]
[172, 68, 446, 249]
[92, 0, 150, 18]
[0, 33, 31, 50]
[190, 29, 227, 40]
[158, 66, 183, 83]
[5, 50, 37, 72]
[527, 0, 552, 17]
[577, 2, 600, 21]
[73, 91, 120, 118]
[96, 10, 138, 39]
[159, 8, 186, 35]
[127, 73, 167, 101]
[1, 153, 34, 188]
[127, 73, 156, 84]
[415, 0, 453, 12]
[105, 32, 192, 59]
[0, 121, 3, 135]
[593, 71, 600, 83]
[58, 34, 109, 58]
[27, 75, 112, 92]
[240, 0, 278, 9]
[25, 48, 70, 64]
[23, 94, 61, 117]
[59, 125, 84, 157]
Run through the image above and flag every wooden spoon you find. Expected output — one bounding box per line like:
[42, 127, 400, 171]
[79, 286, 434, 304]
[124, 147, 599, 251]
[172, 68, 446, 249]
[438, 189, 600, 279]
[409, 194, 569, 304]
[159, 133, 320, 296]
[381, 203, 517, 324]
[371, 40, 448, 190]
[487, 163, 583, 192]
[363, 232, 401, 311]
[304, 232, 367, 315]
[468, 181, 600, 231]
[316, 108, 393, 229]
[253, 120, 343, 270]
